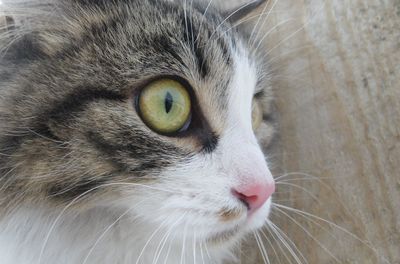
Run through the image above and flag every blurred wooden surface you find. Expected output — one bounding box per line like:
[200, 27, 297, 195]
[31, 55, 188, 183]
[233, 0, 400, 263]
[2, 0, 398, 263]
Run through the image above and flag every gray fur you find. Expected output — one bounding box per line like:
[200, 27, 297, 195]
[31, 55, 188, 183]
[0, 0, 274, 231]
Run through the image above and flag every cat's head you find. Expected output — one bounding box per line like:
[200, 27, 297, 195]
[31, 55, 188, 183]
[0, 0, 275, 249]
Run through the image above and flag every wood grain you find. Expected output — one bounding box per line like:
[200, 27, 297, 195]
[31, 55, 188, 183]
[228, 0, 400, 263]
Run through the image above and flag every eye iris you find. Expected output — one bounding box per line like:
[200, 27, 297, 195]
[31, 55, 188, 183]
[139, 79, 191, 134]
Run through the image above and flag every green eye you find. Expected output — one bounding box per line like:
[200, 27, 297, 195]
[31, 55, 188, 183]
[138, 79, 192, 134]
[252, 99, 263, 130]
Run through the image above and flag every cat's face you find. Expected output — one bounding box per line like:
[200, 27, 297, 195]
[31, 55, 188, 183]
[0, 0, 274, 249]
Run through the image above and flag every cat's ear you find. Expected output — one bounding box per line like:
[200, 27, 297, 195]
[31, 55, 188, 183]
[221, 0, 268, 24]
[0, 7, 75, 61]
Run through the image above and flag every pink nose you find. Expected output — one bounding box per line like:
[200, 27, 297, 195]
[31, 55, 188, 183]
[232, 182, 275, 212]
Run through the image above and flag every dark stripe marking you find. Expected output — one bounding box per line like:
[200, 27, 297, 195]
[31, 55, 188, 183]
[45, 88, 126, 123]
[47, 178, 109, 201]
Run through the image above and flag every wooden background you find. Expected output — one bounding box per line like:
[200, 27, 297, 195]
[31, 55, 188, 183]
[1, 0, 398, 263]
[227, 0, 400, 263]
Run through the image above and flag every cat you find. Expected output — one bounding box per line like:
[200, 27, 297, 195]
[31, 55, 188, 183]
[0, 0, 276, 263]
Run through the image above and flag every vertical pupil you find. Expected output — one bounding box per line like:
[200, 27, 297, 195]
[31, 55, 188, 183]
[165, 91, 173, 113]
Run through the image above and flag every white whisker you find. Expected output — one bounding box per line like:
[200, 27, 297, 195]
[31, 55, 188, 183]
[267, 221, 308, 264]
[254, 231, 270, 264]
[81, 207, 141, 264]
[199, 242, 205, 264]
[250, 0, 280, 49]
[163, 231, 177, 264]
[192, 231, 197, 264]
[276, 182, 320, 202]
[273, 206, 341, 263]
[37, 181, 175, 264]
[153, 214, 186, 264]
[273, 203, 390, 263]
[135, 217, 170, 264]
[263, 225, 294, 264]
[263, 5, 325, 57]
[180, 221, 189, 264]
[253, 18, 295, 53]
[259, 228, 283, 264]
[194, 0, 214, 44]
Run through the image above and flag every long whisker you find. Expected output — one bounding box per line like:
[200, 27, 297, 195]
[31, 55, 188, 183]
[253, 232, 268, 264]
[273, 206, 341, 263]
[250, 0, 280, 49]
[81, 207, 140, 264]
[267, 45, 313, 64]
[275, 182, 320, 202]
[259, 228, 282, 264]
[180, 221, 189, 264]
[135, 217, 171, 264]
[274, 172, 344, 197]
[253, 18, 295, 52]
[263, 225, 293, 264]
[152, 228, 170, 264]
[199, 241, 205, 264]
[261, 5, 325, 57]
[194, 0, 214, 43]
[253, 233, 267, 264]
[153, 214, 186, 264]
[267, 220, 308, 264]
[203, 0, 261, 52]
[273, 203, 390, 263]
[153, 227, 172, 264]
[38, 182, 175, 264]
[266, 221, 303, 264]
[279, 205, 345, 245]
[163, 230, 176, 264]
[192, 231, 197, 264]
[204, 242, 212, 261]
[277, 177, 343, 183]
[212, 10, 289, 47]
[248, 0, 272, 45]
[275, 172, 323, 182]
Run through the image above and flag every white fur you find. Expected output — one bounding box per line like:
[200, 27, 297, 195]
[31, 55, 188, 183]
[0, 46, 273, 264]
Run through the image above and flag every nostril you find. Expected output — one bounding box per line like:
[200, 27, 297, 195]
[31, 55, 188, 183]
[232, 182, 275, 212]
[232, 190, 253, 210]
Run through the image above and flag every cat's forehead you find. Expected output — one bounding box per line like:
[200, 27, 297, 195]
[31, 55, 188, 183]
[68, 0, 260, 126]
